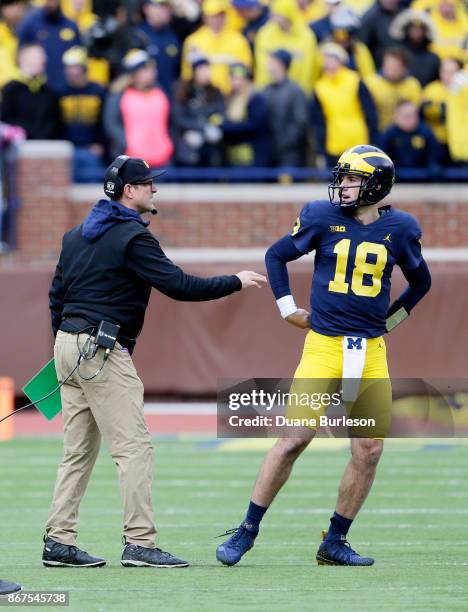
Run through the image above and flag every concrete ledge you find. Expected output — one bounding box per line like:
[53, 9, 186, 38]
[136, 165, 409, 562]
[2, 247, 467, 269]
[163, 247, 468, 263]
[71, 182, 468, 205]
[18, 140, 73, 159]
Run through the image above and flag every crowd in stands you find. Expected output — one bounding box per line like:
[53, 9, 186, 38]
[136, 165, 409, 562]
[0, 0, 467, 182]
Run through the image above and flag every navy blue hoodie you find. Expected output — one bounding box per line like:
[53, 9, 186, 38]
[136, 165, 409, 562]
[82, 199, 149, 243]
[49, 199, 241, 351]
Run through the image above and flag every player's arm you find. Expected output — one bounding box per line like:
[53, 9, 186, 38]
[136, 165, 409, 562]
[265, 235, 310, 328]
[386, 258, 431, 331]
[266, 202, 323, 328]
[386, 227, 431, 331]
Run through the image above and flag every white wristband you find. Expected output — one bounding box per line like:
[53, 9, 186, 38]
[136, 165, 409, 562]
[276, 295, 297, 319]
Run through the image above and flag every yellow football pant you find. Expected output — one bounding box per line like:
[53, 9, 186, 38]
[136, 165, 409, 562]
[287, 330, 392, 437]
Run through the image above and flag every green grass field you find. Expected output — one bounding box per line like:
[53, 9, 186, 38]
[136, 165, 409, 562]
[1, 437, 468, 612]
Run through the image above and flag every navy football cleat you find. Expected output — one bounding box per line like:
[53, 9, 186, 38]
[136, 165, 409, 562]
[316, 530, 374, 566]
[216, 522, 259, 566]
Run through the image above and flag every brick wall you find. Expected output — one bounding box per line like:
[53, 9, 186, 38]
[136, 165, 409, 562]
[72, 199, 468, 249]
[11, 142, 468, 261]
[15, 141, 73, 259]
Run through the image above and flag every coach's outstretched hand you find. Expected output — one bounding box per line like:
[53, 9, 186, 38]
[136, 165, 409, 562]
[236, 271, 267, 289]
[286, 308, 310, 329]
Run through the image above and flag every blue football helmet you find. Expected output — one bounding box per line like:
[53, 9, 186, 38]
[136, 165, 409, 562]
[328, 145, 395, 210]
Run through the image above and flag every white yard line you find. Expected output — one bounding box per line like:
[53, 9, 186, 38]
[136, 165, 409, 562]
[144, 403, 217, 415]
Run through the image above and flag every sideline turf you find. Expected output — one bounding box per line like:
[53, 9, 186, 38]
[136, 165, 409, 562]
[1, 438, 468, 611]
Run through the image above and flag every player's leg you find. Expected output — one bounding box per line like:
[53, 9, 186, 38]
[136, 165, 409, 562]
[251, 433, 315, 507]
[83, 344, 188, 568]
[216, 431, 315, 566]
[217, 331, 340, 566]
[44, 332, 105, 567]
[317, 336, 390, 566]
[316, 438, 383, 566]
[336, 438, 384, 519]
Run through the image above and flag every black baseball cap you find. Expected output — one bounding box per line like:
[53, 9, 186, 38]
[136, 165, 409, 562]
[115, 157, 165, 185]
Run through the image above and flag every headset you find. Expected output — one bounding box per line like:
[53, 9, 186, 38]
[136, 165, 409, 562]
[103, 155, 130, 200]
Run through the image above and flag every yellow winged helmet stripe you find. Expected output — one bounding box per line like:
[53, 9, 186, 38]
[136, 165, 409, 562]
[338, 150, 392, 174]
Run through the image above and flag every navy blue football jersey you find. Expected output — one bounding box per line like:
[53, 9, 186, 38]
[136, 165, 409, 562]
[290, 200, 423, 338]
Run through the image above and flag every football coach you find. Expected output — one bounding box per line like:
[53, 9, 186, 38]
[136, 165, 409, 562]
[42, 155, 266, 569]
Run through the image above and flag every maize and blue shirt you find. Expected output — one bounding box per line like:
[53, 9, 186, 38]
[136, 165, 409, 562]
[266, 199, 427, 338]
[57, 81, 106, 146]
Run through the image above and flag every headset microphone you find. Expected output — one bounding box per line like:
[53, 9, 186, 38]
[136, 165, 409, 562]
[151, 208, 158, 215]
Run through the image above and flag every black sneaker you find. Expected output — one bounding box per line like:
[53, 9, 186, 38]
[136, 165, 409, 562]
[0, 580, 22, 595]
[42, 536, 106, 568]
[121, 544, 189, 568]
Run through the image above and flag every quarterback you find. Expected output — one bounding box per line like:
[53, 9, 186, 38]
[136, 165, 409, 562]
[216, 145, 432, 566]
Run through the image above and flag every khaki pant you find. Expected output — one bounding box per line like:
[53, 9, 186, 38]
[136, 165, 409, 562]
[45, 331, 156, 547]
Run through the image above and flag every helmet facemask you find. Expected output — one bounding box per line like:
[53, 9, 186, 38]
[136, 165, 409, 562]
[328, 167, 381, 212]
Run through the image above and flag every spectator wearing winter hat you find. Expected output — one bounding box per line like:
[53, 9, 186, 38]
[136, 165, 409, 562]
[103, 49, 173, 166]
[61, 0, 111, 86]
[255, 0, 319, 96]
[138, 0, 181, 100]
[323, 5, 375, 78]
[57, 46, 107, 182]
[262, 49, 308, 166]
[311, 42, 378, 167]
[389, 9, 440, 86]
[181, 0, 252, 95]
[231, 0, 269, 51]
[221, 62, 271, 167]
[172, 57, 225, 167]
